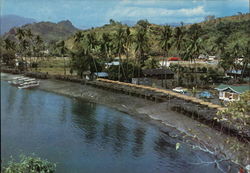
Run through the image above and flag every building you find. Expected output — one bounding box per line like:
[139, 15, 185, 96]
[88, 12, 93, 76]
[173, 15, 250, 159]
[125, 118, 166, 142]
[215, 84, 250, 101]
[159, 57, 181, 67]
[94, 72, 109, 78]
[225, 69, 250, 78]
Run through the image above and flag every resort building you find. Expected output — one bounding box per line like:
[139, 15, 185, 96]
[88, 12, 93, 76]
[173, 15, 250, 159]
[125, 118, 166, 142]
[215, 84, 250, 101]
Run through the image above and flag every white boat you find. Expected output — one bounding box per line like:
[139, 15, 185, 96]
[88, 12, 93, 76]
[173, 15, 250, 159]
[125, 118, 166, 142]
[8, 76, 40, 89]
[18, 80, 40, 89]
[8, 76, 29, 85]
[173, 87, 188, 94]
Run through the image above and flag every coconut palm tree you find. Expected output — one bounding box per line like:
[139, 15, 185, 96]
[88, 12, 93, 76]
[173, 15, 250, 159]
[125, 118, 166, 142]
[172, 26, 185, 85]
[123, 27, 132, 76]
[134, 26, 149, 78]
[113, 26, 126, 81]
[57, 41, 68, 75]
[173, 26, 185, 56]
[241, 40, 250, 79]
[73, 31, 85, 50]
[3, 39, 16, 51]
[84, 32, 98, 73]
[159, 25, 172, 58]
[100, 32, 112, 60]
[15, 28, 26, 41]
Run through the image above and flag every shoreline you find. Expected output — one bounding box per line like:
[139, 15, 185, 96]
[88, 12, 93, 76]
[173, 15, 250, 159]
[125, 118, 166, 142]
[1, 73, 249, 169]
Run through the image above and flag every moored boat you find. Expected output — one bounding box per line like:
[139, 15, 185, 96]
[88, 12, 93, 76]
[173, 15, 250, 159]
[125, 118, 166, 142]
[18, 80, 40, 89]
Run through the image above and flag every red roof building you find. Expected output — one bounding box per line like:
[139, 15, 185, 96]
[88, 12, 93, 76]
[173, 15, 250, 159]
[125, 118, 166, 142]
[167, 57, 181, 61]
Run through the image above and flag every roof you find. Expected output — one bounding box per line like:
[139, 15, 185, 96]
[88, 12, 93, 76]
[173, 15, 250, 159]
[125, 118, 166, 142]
[199, 91, 213, 98]
[105, 61, 120, 66]
[167, 57, 181, 61]
[142, 69, 174, 76]
[226, 70, 242, 75]
[215, 84, 250, 94]
[94, 72, 109, 77]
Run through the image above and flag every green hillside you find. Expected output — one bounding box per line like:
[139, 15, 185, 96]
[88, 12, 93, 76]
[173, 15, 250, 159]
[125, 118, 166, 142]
[65, 13, 250, 59]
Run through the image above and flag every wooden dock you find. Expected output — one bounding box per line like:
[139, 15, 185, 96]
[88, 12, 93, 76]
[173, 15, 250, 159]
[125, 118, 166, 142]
[97, 78, 225, 111]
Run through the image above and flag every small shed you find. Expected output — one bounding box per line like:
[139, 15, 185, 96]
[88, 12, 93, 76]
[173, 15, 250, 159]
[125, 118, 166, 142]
[215, 84, 250, 101]
[142, 69, 174, 79]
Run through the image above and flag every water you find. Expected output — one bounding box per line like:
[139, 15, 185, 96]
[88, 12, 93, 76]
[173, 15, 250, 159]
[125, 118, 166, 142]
[1, 80, 233, 173]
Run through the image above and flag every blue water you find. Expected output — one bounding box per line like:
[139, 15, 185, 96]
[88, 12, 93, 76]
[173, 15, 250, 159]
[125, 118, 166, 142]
[1, 80, 233, 173]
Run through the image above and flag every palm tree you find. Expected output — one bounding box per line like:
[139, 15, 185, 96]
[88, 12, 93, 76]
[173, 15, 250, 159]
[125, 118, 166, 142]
[100, 33, 112, 60]
[172, 26, 185, 85]
[241, 41, 250, 79]
[73, 31, 85, 50]
[159, 25, 172, 58]
[113, 26, 125, 81]
[173, 27, 185, 56]
[134, 26, 149, 78]
[123, 27, 132, 77]
[57, 41, 68, 75]
[159, 25, 172, 87]
[34, 35, 44, 64]
[4, 39, 16, 51]
[84, 32, 98, 73]
[15, 28, 25, 41]
[26, 29, 33, 40]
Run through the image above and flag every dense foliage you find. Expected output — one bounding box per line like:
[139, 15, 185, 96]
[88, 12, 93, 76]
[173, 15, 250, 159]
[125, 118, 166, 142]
[216, 91, 250, 125]
[2, 155, 56, 173]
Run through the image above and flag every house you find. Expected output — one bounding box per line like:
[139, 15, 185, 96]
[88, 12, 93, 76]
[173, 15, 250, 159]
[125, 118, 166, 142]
[215, 84, 250, 101]
[142, 69, 174, 79]
[159, 58, 170, 67]
[104, 61, 120, 68]
[208, 56, 217, 61]
[225, 70, 250, 78]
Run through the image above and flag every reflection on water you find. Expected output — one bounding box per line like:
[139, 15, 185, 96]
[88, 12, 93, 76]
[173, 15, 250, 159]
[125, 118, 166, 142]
[1, 80, 234, 173]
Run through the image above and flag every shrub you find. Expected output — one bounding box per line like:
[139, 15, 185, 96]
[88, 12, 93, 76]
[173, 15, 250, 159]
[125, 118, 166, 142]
[2, 155, 56, 173]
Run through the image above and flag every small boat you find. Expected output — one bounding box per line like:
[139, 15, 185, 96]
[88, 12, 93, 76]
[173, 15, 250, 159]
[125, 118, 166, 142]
[173, 87, 188, 94]
[18, 80, 40, 89]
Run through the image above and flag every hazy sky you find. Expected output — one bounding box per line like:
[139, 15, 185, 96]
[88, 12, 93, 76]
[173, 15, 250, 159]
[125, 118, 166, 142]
[1, 0, 249, 28]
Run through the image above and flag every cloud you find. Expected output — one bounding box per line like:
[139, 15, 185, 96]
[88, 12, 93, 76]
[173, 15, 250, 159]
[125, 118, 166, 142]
[107, 5, 208, 19]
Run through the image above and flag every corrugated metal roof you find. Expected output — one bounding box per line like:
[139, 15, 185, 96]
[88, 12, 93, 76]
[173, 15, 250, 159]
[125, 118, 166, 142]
[94, 72, 109, 77]
[215, 84, 250, 94]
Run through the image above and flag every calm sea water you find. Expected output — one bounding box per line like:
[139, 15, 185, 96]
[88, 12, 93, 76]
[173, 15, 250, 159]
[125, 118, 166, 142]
[1, 80, 233, 173]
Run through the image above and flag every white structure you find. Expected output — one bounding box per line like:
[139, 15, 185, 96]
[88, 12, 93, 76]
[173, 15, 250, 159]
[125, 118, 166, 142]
[215, 84, 250, 101]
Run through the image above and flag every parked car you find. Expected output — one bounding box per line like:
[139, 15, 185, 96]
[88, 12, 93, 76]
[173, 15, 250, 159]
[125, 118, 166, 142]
[173, 87, 188, 94]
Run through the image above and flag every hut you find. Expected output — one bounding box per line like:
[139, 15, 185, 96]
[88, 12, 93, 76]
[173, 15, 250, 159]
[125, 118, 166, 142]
[215, 84, 250, 101]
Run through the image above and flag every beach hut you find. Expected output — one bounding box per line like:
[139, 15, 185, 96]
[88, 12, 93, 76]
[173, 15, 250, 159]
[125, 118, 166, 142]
[215, 84, 250, 101]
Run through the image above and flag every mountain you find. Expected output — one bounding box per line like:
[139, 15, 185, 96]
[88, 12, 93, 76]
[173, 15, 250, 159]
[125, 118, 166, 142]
[3, 20, 79, 42]
[0, 15, 36, 35]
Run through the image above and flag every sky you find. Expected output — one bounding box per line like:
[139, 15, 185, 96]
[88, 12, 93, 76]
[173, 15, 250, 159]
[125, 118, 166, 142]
[1, 0, 249, 29]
